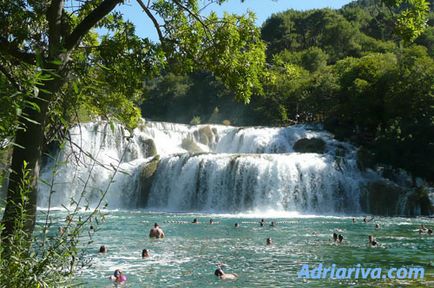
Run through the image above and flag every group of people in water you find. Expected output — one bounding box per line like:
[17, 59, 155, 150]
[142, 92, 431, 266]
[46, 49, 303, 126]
[332, 217, 432, 248]
[100, 216, 432, 285]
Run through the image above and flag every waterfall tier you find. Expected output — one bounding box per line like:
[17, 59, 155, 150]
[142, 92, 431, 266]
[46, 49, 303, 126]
[39, 120, 382, 213]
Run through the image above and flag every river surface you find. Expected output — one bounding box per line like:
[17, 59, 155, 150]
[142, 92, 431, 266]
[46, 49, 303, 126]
[57, 211, 434, 287]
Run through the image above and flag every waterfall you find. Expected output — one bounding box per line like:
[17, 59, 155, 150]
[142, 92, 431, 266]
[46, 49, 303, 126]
[38, 119, 378, 213]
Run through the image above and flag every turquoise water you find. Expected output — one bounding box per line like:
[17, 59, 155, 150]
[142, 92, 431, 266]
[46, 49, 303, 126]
[58, 211, 433, 287]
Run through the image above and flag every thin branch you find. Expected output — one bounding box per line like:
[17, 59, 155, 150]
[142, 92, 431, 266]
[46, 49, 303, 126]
[172, 0, 212, 37]
[64, 0, 122, 51]
[136, 0, 165, 43]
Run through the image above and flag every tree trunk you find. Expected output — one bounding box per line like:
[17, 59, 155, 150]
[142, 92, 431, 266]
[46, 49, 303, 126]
[1, 70, 63, 238]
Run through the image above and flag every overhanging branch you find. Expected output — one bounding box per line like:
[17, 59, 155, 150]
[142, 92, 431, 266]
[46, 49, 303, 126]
[64, 0, 122, 51]
[136, 0, 165, 43]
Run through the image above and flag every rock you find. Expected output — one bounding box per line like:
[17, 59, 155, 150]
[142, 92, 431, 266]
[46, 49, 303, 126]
[138, 155, 160, 208]
[361, 180, 433, 216]
[335, 144, 347, 157]
[403, 186, 433, 216]
[293, 138, 326, 154]
[142, 138, 157, 157]
[360, 180, 405, 216]
[357, 147, 376, 171]
[196, 126, 214, 146]
[181, 137, 204, 153]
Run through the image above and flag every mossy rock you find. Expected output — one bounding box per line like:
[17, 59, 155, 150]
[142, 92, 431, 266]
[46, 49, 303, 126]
[196, 126, 214, 145]
[138, 155, 160, 208]
[293, 138, 325, 154]
[143, 138, 157, 157]
[181, 137, 204, 153]
[360, 180, 404, 215]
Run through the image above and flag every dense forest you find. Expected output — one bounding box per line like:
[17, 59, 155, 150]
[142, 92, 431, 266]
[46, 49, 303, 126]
[141, 0, 434, 182]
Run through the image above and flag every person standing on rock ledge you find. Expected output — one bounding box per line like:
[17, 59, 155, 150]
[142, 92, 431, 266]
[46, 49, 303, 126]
[149, 223, 165, 238]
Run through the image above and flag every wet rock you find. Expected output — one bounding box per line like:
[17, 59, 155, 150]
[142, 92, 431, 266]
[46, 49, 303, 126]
[360, 180, 405, 215]
[403, 186, 433, 216]
[361, 179, 433, 216]
[181, 137, 204, 153]
[196, 126, 214, 146]
[143, 138, 157, 157]
[357, 147, 376, 171]
[138, 155, 160, 207]
[293, 138, 325, 154]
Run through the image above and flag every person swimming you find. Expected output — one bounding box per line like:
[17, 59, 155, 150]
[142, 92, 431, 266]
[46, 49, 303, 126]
[142, 249, 150, 258]
[110, 269, 127, 285]
[149, 223, 165, 238]
[266, 237, 272, 245]
[368, 235, 378, 247]
[333, 233, 338, 242]
[338, 234, 344, 243]
[99, 245, 107, 253]
[270, 221, 275, 227]
[192, 218, 199, 224]
[363, 216, 374, 223]
[375, 223, 380, 229]
[214, 268, 238, 280]
[234, 223, 240, 228]
[209, 219, 214, 224]
[428, 228, 433, 235]
[352, 218, 356, 223]
[260, 219, 265, 227]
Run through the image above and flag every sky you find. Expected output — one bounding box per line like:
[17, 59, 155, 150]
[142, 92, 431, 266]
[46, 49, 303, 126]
[116, 0, 353, 42]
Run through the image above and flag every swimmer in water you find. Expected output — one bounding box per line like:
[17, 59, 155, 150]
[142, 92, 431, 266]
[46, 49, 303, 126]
[214, 268, 238, 280]
[99, 245, 107, 253]
[110, 269, 127, 285]
[209, 219, 214, 224]
[352, 218, 356, 223]
[149, 223, 165, 238]
[338, 234, 344, 243]
[266, 237, 272, 245]
[363, 216, 374, 223]
[375, 223, 380, 229]
[428, 228, 433, 235]
[142, 249, 150, 258]
[235, 223, 240, 228]
[368, 235, 378, 247]
[333, 233, 338, 242]
[192, 218, 199, 224]
[260, 219, 265, 227]
[270, 221, 275, 227]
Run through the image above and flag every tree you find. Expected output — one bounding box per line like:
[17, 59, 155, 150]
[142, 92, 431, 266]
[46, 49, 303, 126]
[0, 0, 265, 239]
[382, 0, 431, 42]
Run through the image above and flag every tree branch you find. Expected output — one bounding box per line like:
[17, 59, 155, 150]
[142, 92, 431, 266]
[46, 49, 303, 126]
[0, 37, 36, 65]
[172, 0, 211, 37]
[64, 0, 122, 51]
[136, 0, 165, 43]
[47, 0, 65, 58]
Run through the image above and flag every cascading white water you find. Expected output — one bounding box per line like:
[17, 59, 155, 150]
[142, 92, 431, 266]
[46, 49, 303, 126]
[38, 119, 378, 212]
[147, 153, 362, 213]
